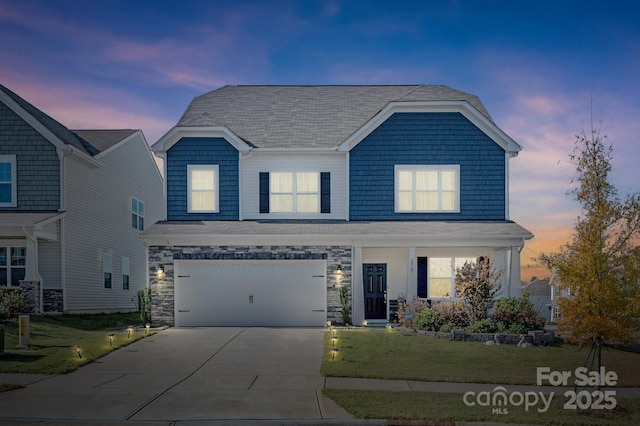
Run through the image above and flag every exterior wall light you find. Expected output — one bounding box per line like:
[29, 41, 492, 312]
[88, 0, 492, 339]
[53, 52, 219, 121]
[336, 265, 343, 275]
[157, 264, 165, 278]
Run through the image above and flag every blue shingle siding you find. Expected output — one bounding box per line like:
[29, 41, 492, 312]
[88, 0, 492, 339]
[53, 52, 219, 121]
[166, 137, 239, 220]
[0, 102, 60, 211]
[349, 112, 506, 220]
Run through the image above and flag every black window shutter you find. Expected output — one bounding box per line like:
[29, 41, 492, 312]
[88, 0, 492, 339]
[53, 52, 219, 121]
[417, 257, 428, 298]
[320, 172, 330, 213]
[259, 172, 269, 213]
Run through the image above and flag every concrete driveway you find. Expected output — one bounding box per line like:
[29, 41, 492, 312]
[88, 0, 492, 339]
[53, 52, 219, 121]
[0, 327, 352, 424]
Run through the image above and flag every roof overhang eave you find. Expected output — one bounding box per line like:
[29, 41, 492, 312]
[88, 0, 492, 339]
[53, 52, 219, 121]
[152, 126, 253, 154]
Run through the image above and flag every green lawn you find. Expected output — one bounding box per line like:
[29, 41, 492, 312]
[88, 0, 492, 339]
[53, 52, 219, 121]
[322, 329, 640, 425]
[321, 329, 640, 386]
[0, 312, 154, 375]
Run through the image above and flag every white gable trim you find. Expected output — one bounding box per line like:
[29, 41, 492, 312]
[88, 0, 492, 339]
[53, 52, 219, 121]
[338, 101, 522, 155]
[152, 126, 253, 154]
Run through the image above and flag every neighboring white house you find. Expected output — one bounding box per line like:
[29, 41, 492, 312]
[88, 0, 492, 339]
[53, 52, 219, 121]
[0, 84, 165, 313]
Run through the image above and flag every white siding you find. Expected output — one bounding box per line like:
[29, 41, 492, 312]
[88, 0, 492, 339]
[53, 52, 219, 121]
[39, 239, 61, 289]
[63, 133, 164, 312]
[241, 153, 347, 220]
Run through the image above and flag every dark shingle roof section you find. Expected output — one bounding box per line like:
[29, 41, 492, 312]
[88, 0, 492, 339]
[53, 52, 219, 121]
[176, 85, 494, 149]
[73, 129, 137, 152]
[0, 84, 100, 156]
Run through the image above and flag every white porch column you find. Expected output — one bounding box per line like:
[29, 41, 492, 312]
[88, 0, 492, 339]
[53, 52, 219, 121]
[352, 246, 364, 326]
[23, 231, 38, 282]
[508, 245, 523, 297]
[406, 247, 417, 300]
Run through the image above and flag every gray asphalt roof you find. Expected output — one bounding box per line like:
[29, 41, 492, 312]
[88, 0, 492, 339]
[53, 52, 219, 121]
[175, 85, 494, 149]
[73, 129, 138, 152]
[142, 220, 533, 241]
[0, 84, 100, 156]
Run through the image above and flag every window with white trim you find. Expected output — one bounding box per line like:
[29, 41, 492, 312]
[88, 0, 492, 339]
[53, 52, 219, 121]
[0, 245, 26, 287]
[188, 165, 219, 213]
[395, 165, 459, 212]
[427, 257, 476, 298]
[0, 155, 17, 207]
[270, 172, 319, 213]
[131, 198, 144, 230]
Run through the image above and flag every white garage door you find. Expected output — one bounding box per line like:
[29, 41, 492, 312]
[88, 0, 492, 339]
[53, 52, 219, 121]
[174, 260, 327, 326]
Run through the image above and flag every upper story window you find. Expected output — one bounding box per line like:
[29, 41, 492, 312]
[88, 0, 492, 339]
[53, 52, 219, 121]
[271, 172, 319, 213]
[131, 198, 144, 230]
[0, 246, 26, 287]
[395, 165, 460, 213]
[188, 165, 219, 213]
[0, 155, 17, 207]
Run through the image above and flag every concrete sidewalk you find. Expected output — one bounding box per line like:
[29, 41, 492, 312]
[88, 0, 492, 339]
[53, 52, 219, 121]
[1, 327, 638, 425]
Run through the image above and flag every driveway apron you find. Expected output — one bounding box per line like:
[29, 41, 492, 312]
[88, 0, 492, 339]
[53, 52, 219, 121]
[0, 327, 351, 423]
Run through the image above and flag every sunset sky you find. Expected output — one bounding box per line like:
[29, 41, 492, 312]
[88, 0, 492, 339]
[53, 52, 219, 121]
[1, 0, 638, 282]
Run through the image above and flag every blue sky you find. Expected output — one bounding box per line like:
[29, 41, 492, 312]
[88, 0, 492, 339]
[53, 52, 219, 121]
[1, 0, 639, 280]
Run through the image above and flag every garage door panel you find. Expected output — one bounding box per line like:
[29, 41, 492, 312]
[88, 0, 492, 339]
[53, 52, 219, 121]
[175, 260, 326, 327]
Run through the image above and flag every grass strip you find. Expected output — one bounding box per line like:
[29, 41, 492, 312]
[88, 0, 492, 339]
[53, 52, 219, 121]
[1, 312, 153, 375]
[323, 389, 640, 425]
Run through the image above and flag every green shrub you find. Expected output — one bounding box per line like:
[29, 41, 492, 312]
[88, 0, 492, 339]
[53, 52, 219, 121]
[412, 309, 440, 331]
[0, 288, 24, 321]
[491, 294, 545, 333]
[465, 318, 497, 333]
[439, 322, 455, 333]
[432, 300, 469, 329]
[339, 286, 351, 325]
[137, 288, 151, 324]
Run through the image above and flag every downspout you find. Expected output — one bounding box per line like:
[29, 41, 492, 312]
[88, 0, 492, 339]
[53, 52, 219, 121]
[22, 227, 43, 314]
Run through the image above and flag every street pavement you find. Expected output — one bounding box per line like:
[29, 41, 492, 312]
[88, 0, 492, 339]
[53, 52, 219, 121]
[0, 327, 639, 425]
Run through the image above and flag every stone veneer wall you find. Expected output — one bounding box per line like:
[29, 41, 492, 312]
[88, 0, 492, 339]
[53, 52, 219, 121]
[43, 289, 64, 313]
[148, 245, 352, 326]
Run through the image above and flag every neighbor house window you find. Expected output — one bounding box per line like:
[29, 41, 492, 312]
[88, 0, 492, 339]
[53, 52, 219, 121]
[131, 198, 144, 230]
[0, 155, 17, 207]
[270, 172, 319, 213]
[187, 165, 219, 213]
[395, 165, 459, 212]
[122, 257, 130, 290]
[0, 245, 26, 287]
[426, 257, 476, 299]
[103, 252, 112, 289]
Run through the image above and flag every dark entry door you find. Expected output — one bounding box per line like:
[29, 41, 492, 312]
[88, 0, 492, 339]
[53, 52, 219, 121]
[363, 264, 387, 320]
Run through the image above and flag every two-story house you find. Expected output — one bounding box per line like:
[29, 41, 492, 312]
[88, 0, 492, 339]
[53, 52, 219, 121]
[0, 84, 164, 313]
[144, 85, 533, 327]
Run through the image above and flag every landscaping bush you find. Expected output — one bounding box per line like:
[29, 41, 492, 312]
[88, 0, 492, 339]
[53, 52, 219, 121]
[397, 297, 431, 327]
[412, 308, 440, 331]
[491, 294, 545, 333]
[0, 288, 24, 321]
[465, 318, 497, 333]
[431, 300, 469, 329]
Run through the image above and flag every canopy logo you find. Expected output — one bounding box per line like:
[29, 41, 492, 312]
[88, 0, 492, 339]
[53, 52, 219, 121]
[462, 367, 618, 415]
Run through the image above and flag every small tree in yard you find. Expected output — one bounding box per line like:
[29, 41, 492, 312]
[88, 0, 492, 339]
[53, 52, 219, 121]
[538, 127, 640, 383]
[455, 259, 502, 323]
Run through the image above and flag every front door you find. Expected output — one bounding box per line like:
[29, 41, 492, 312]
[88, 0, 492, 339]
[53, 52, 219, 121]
[363, 263, 387, 320]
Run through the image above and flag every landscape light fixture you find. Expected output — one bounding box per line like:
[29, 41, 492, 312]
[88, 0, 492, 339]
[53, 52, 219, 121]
[127, 327, 133, 338]
[108, 332, 115, 347]
[331, 346, 339, 360]
[145, 323, 151, 334]
[73, 345, 82, 358]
